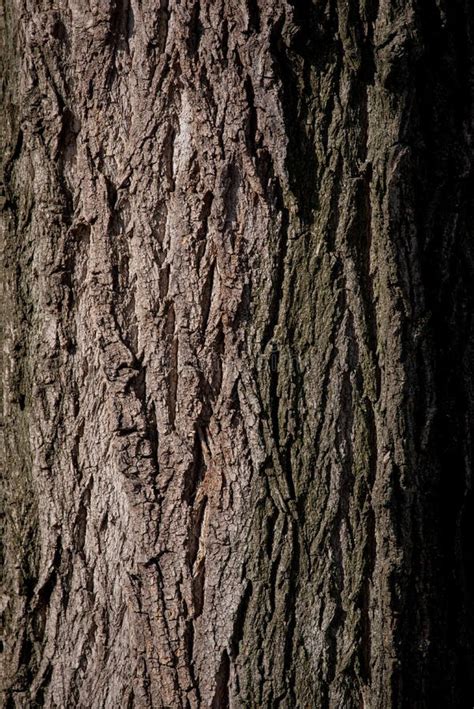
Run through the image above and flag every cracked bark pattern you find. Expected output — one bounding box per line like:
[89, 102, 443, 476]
[1, 1, 474, 707]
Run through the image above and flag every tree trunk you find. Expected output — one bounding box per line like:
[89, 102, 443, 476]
[1, 1, 473, 707]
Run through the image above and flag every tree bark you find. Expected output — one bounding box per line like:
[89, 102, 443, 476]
[1, 1, 474, 707]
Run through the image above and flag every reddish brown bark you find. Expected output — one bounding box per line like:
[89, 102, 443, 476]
[1, 1, 474, 707]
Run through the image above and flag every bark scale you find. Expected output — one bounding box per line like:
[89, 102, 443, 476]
[1, 1, 474, 707]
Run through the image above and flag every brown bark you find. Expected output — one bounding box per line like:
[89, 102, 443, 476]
[1, 1, 473, 707]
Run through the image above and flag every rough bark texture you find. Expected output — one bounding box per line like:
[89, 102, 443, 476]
[1, 1, 474, 707]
